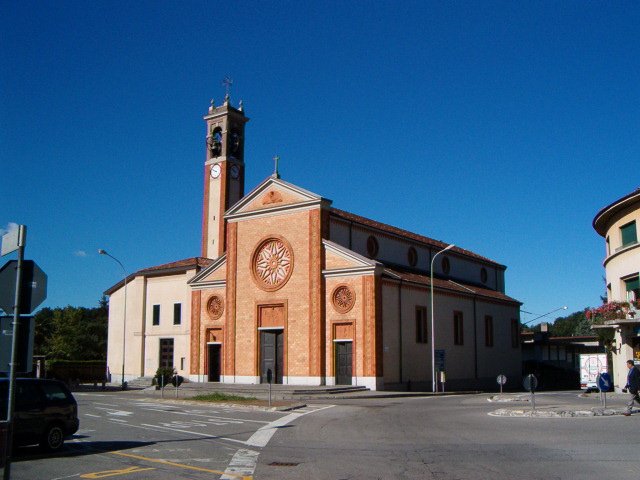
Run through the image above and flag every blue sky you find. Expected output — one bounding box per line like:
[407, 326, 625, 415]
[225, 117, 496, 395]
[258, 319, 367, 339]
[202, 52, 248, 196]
[1, 2, 638, 325]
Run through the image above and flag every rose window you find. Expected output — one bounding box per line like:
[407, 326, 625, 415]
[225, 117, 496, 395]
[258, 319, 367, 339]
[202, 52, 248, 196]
[207, 295, 224, 320]
[332, 285, 356, 314]
[251, 237, 293, 291]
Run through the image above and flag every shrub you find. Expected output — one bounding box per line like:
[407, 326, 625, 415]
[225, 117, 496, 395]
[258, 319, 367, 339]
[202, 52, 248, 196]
[152, 367, 176, 388]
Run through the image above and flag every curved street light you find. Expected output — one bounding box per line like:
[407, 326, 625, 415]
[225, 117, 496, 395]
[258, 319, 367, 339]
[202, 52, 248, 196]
[431, 244, 455, 393]
[98, 249, 128, 390]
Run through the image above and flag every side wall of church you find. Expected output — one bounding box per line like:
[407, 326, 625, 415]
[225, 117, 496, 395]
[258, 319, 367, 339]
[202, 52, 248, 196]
[330, 218, 505, 293]
[142, 272, 194, 379]
[107, 277, 146, 382]
[107, 270, 195, 382]
[381, 280, 521, 390]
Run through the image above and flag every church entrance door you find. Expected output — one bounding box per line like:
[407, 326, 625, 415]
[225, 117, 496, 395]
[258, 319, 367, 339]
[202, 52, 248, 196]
[207, 344, 221, 382]
[260, 330, 283, 384]
[159, 338, 174, 368]
[335, 341, 352, 385]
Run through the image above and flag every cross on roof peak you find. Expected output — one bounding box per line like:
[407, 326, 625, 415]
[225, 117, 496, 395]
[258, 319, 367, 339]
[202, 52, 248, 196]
[222, 76, 233, 101]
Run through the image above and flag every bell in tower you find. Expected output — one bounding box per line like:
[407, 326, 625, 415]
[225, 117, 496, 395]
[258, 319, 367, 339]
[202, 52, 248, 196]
[201, 92, 249, 258]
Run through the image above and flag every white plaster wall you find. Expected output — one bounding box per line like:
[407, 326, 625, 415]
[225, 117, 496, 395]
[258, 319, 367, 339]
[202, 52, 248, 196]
[381, 281, 520, 389]
[603, 202, 640, 302]
[106, 270, 195, 383]
[142, 272, 194, 378]
[604, 248, 640, 302]
[106, 276, 146, 382]
[474, 302, 521, 381]
[381, 284, 401, 384]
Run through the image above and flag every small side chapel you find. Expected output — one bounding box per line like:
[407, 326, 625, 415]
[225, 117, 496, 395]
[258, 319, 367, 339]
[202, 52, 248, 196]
[105, 96, 522, 391]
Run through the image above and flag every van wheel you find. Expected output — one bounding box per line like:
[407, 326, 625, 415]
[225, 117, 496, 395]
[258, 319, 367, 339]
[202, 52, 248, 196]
[40, 424, 65, 451]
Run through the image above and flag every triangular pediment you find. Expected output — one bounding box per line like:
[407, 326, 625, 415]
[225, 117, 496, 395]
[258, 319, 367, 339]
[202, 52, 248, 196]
[188, 254, 226, 287]
[226, 176, 331, 220]
[322, 240, 381, 277]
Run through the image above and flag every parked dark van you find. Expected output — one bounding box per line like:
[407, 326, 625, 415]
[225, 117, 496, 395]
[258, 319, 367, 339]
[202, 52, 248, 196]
[0, 378, 79, 451]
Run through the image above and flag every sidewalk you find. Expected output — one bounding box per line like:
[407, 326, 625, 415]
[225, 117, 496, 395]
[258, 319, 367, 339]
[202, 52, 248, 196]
[73, 380, 477, 401]
[489, 392, 639, 417]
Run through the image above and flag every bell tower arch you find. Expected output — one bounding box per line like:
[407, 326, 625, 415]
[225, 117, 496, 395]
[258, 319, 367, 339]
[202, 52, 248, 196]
[201, 95, 249, 258]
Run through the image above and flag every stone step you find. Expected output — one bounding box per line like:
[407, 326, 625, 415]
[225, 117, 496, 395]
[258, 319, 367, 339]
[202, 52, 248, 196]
[292, 386, 369, 395]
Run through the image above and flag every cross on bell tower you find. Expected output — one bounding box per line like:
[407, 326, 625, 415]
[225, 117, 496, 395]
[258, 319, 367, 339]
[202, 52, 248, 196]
[201, 88, 250, 258]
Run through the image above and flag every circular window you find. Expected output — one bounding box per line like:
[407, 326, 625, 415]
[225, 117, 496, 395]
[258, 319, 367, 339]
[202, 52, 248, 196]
[367, 236, 379, 258]
[408, 247, 418, 267]
[480, 267, 488, 284]
[441, 256, 451, 275]
[332, 285, 356, 314]
[251, 236, 294, 291]
[206, 295, 224, 320]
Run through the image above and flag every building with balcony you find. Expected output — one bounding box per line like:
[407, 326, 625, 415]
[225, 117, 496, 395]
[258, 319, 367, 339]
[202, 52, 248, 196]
[592, 187, 640, 390]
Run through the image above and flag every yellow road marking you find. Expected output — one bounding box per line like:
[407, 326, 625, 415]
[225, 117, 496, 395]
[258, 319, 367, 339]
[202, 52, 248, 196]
[80, 466, 155, 478]
[110, 451, 253, 479]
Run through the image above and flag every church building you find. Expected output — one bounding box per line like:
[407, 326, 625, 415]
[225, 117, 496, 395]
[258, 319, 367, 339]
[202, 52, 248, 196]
[104, 96, 522, 391]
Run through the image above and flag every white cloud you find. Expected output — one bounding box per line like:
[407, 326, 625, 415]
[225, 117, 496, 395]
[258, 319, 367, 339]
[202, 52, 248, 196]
[74, 250, 88, 257]
[0, 222, 19, 237]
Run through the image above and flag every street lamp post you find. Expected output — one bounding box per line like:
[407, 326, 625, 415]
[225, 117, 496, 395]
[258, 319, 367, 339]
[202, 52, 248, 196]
[98, 249, 128, 390]
[430, 244, 455, 393]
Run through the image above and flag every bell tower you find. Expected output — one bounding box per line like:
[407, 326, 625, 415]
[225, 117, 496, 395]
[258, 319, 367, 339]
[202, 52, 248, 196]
[201, 95, 249, 258]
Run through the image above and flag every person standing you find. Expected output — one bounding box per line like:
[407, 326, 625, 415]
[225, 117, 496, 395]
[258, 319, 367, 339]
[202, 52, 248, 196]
[623, 359, 640, 416]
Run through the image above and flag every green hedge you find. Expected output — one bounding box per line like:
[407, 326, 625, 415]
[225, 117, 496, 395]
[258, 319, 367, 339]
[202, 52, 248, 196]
[46, 359, 107, 383]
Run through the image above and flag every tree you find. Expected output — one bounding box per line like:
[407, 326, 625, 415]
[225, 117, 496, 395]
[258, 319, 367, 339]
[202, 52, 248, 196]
[549, 310, 592, 337]
[32, 299, 108, 360]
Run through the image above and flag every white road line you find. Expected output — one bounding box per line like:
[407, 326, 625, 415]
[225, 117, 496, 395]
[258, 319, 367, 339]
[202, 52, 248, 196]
[83, 413, 101, 418]
[92, 402, 119, 407]
[218, 405, 334, 479]
[246, 405, 334, 447]
[139, 423, 247, 445]
[140, 407, 270, 424]
[221, 449, 259, 480]
[94, 407, 133, 416]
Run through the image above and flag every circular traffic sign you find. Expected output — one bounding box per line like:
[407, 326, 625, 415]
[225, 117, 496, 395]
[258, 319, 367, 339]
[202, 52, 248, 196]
[496, 374, 507, 386]
[597, 372, 612, 392]
[523, 374, 538, 392]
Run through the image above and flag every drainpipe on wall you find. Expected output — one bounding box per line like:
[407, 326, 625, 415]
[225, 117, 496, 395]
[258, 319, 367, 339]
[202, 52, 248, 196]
[473, 295, 478, 380]
[141, 276, 147, 379]
[398, 278, 403, 384]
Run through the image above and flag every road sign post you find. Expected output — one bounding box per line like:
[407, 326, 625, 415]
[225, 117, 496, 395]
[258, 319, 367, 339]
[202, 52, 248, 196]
[435, 349, 445, 393]
[496, 374, 507, 394]
[523, 374, 538, 411]
[597, 372, 612, 408]
[2, 224, 26, 480]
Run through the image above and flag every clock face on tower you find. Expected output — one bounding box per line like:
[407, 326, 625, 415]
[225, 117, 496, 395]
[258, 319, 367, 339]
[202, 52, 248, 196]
[210, 163, 221, 179]
[230, 164, 240, 179]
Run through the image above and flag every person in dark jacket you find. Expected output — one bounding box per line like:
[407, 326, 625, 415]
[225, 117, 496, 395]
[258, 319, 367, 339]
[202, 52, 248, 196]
[623, 359, 640, 416]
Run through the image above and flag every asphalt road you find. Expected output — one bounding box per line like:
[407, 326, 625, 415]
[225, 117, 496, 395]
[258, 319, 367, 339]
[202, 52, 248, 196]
[4, 390, 639, 480]
[256, 391, 640, 480]
[5, 391, 326, 480]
